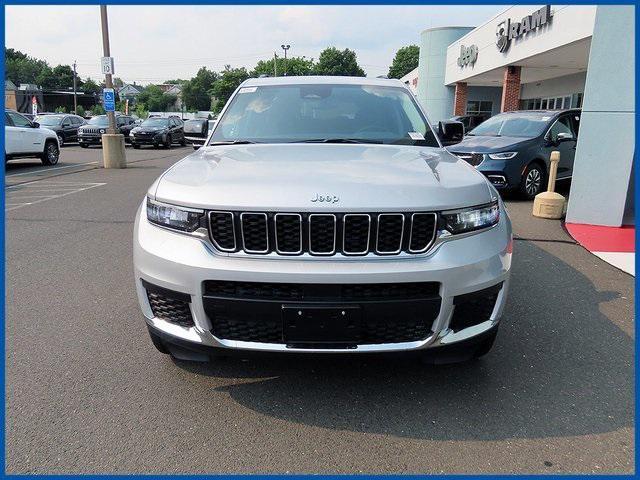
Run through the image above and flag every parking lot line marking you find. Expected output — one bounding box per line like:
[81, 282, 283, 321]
[5, 182, 106, 212]
[5, 162, 99, 178]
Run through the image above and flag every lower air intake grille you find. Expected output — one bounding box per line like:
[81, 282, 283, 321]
[143, 280, 194, 327]
[449, 283, 502, 332]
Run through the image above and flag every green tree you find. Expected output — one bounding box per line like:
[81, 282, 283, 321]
[137, 85, 177, 111]
[112, 77, 124, 88]
[82, 78, 101, 96]
[163, 79, 187, 85]
[91, 104, 105, 115]
[181, 67, 217, 111]
[211, 66, 249, 113]
[313, 47, 365, 77]
[251, 56, 315, 77]
[5, 48, 49, 86]
[388, 45, 419, 79]
[135, 103, 149, 120]
[54, 106, 68, 113]
[75, 105, 85, 117]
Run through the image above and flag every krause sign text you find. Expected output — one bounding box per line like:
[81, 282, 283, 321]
[496, 5, 553, 53]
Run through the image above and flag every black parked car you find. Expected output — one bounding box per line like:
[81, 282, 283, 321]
[183, 118, 217, 149]
[449, 114, 489, 132]
[77, 115, 137, 148]
[449, 109, 581, 199]
[129, 117, 186, 149]
[34, 114, 86, 146]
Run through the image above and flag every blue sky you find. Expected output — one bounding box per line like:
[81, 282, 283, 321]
[6, 5, 504, 83]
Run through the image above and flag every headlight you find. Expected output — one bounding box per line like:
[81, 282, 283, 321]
[442, 201, 500, 234]
[146, 198, 204, 232]
[488, 152, 517, 160]
[99, 128, 106, 134]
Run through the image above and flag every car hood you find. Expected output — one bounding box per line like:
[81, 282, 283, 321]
[152, 144, 494, 211]
[450, 135, 533, 153]
[135, 127, 167, 133]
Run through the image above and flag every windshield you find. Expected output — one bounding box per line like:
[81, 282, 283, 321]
[88, 116, 109, 126]
[141, 118, 169, 127]
[468, 112, 551, 138]
[209, 84, 439, 146]
[35, 115, 63, 126]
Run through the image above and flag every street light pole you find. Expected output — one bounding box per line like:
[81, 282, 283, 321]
[100, 5, 116, 135]
[72, 60, 77, 114]
[281, 44, 290, 76]
[273, 52, 278, 77]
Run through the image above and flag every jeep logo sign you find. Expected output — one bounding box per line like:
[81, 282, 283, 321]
[311, 193, 340, 203]
[496, 5, 553, 53]
[457, 44, 478, 67]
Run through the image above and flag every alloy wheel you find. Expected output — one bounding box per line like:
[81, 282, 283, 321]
[525, 168, 542, 196]
[47, 144, 59, 164]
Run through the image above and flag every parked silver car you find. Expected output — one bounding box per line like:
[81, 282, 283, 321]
[133, 76, 512, 363]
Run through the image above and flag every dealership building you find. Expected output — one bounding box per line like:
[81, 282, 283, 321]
[413, 5, 634, 269]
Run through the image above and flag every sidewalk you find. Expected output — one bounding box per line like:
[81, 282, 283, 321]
[565, 223, 635, 276]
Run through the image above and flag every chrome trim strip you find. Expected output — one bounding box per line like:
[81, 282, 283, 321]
[308, 213, 336, 255]
[240, 212, 269, 254]
[274, 213, 303, 255]
[342, 213, 371, 255]
[207, 211, 236, 252]
[408, 212, 438, 253]
[375, 213, 405, 255]
[147, 197, 204, 213]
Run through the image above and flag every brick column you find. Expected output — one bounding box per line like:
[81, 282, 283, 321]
[453, 82, 468, 116]
[500, 66, 521, 112]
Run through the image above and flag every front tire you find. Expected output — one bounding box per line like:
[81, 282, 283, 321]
[519, 162, 545, 200]
[41, 140, 60, 165]
[164, 134, 172, 149]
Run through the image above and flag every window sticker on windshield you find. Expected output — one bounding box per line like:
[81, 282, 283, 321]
[238, 87, 257, 94]
[408, 131, 425, 140]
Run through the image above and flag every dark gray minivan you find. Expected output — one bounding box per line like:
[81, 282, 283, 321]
[449, 109, 581, 199]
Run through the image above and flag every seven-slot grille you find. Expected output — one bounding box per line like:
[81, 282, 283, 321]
[207, 211, 437, 256]
[451, 152, 484, 167]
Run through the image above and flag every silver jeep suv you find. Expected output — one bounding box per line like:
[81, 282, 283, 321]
[133, 76, 512, 363]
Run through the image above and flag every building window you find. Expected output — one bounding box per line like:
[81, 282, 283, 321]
[466, 100, 492, 116]
[521, 94, 581, 111]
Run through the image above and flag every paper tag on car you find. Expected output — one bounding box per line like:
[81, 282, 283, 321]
[408, 132, 425, 140]
[238, 87, 257, 94]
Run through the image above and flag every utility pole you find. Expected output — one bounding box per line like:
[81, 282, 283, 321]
[99, 5, 126, 168]
[72, 60, 77, 113]
[100, 5, 116, 135]
[273, 52, 278, 77]
[281, 44, 290, 76]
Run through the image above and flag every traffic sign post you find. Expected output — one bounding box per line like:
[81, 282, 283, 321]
[101, 56, 114, 75]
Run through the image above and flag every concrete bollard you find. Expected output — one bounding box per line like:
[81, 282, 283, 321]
[102, 134, 127, 169]
[532, 150, 565, 219]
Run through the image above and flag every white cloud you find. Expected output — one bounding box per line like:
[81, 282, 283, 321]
[6, 5, 503, 84]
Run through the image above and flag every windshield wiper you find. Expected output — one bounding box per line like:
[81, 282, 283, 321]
[209, 140, 257, 145]
[296, 138, 383, 144]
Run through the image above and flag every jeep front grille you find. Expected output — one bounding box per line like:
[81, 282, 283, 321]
[207, 211, 438, 256]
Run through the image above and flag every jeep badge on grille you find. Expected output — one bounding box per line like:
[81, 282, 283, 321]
[311, 193, 340, 203]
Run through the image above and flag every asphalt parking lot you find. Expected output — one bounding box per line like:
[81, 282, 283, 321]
[5, 145, 634, 473]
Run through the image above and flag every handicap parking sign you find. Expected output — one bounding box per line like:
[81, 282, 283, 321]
[103, 88, 115, 112]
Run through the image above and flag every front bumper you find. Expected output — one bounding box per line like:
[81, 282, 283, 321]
[78, 135, 102, 145]
[133, 201, 512, 354]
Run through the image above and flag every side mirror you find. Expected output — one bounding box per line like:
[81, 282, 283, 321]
[438, 120, 464, 146]
[31, 122, 40, 128]
[556, 132, 574, 142]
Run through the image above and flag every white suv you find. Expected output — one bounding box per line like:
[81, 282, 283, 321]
[5, 110, 60, 165]
[134, 77, 512, 364]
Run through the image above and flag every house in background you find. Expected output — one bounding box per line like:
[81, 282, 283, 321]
[5, 79, 17, 109]
[157, 83, 183, 110]
[118, 83, 142, 105]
